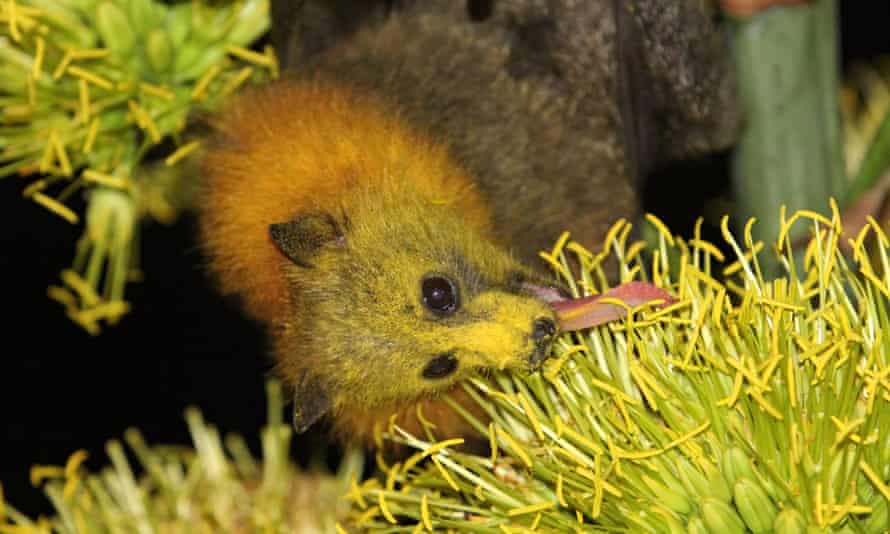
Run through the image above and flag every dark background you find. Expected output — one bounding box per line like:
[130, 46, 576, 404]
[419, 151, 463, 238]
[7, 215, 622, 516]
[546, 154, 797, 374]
[3, 3, 889, 518]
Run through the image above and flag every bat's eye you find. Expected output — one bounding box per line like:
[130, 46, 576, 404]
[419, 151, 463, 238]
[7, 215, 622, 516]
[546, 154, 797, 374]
[422, 275, 459, 314]
[422, 353, 458, 379]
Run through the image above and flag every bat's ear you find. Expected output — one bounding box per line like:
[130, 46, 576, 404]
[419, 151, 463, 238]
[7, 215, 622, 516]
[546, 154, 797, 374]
[269, 212, 344, 268]
[292, 373, 331, 433]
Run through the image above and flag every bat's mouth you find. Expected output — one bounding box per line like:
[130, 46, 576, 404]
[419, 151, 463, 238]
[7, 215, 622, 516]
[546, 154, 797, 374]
[527, 344, 552, 368]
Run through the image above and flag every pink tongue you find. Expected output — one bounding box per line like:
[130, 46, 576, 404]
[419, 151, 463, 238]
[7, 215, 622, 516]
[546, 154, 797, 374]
[549, 281, 676, 331]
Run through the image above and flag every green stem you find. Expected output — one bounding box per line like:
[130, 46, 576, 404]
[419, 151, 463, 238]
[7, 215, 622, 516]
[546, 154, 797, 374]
[730, 0, 845, 276]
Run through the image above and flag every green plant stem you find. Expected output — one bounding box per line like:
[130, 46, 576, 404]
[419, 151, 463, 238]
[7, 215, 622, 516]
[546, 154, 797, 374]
[730, 0, 846, 275]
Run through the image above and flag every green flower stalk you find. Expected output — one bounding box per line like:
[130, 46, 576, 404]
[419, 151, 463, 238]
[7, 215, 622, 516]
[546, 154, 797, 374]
[0, 0, 274, 334]
[842, 57, 890, 204]
[0, 381, 361, 533]
[729, 1, 847, 276]
[350, 205, 890, 533]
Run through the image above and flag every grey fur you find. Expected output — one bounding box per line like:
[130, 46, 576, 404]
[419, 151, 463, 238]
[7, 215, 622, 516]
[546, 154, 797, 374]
[271, 0, 740, 266]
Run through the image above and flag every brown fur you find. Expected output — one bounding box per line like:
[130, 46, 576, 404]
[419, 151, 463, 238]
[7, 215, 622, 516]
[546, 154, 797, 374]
[200, 0, 740, 445]
[200, 79, 557, 443]
[200, 80, 492, 325]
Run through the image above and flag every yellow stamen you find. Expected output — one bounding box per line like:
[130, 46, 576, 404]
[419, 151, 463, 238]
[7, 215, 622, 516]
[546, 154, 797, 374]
[507, 502, 556, 517]
[52, 49, 73, 79]
[378, 491, 397, 524]
[497, 427, 533, 468]
[717, 371, 744, 407]
[192, 64, 222, 101]
[629, 363, 659, 411]
[401, 438, 464, 473]
[517, 394, 544, 441]
[550, 231, 571, 258]
[46, 286, 77, 310]
[689, 238, 726, 262]
[866, 215, 890, 247]
[537, 251, 572, 282]
[489, 422, 499, 465]
[779, 210, 836, 249]
[227, 44, 274, 67]
[355, 504, 381, 525]
[64, 450, 88, 477]
[32, 192, 77, 223]
[723, 241, 765, 277]
[663, 422, 710, 451]
[164, 140, 201, 167]
[860, 267, 890, 300]
[421, 494, 432, 531]
[346, 475, 366, 508]
[127, 100, 162, 143]
[78, 78, 91, 123]
[262, 44, 279, 77]
[747, 387, 784, 420]
[575, 467, 622, 497]
[66, 65, 113, 90]
[50, 132, 72, 176]
[431, 456, 459, 491]
[71, 48, 110, 60]
[32, 34, 45, 79]
[30, 465, 63, 486]
[140, 82, 174, 100]
[815, 482, 825, 527]
[7, 0, 21, 42]
[83, 169, 130, 190]
[625, 240, 646, 264]
[603, 219, 627, 251]
[62, 477, 79, 500]
[645, 213, 675, 246]
[61, 270, 99, 307]
[221, 65, 254, 96]
[556, 473, 567, 506]
[83, 117, 100, 154]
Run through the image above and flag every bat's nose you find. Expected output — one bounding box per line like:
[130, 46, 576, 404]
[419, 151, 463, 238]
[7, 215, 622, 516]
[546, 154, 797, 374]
[532, 317, 557, 343]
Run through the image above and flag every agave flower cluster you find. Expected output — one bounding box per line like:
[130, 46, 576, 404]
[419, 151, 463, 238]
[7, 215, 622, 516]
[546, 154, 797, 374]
[0, 0, 273, 333]
[842, 57, 890, 179]
[350, 205, 890, 533]
[0, 382, 361, 533]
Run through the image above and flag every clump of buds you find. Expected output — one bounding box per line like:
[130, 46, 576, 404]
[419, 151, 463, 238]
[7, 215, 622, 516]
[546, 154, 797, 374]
[1, 0, 274, 333]
[349, 205, 890, 533]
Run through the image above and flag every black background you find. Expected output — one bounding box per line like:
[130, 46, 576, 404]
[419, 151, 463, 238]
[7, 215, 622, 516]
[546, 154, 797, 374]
[3, 3, 889, 518]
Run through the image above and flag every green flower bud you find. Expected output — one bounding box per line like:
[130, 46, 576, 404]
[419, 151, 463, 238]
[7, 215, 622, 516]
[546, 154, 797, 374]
[173, 42, 225, 82]
[29, 0, 97, 48]
[87, 187, 135, 249]
[773, 509, 807, 534]
[733, 476, 777, 534]
[146, 28, 173, 75]
[700, 497, 746, 534]
[188, 2, 233, 43]
[127, 0, 165, 35]
[658, 510, 686, 534]
[226, 0, 271, 46]
[722, 447, 756, 487]
[642, 475, 692, 515]
[686, 515, 708, 534]
[166, 3, 192, 48]
[153, 107, 189, 136]
[700, 458, 732, 503]
[95, 2, 135, 56]
[676, 457, 710, 500]
[862, 496, 888, 534]
[660, 467, 693, 501]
